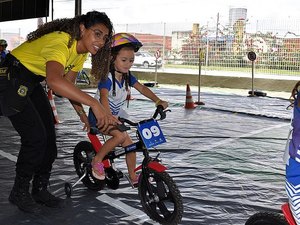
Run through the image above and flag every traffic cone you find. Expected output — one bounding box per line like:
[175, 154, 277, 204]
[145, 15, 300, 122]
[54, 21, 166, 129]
[47, 89, 60, 124]
[184, 84, 196, 109]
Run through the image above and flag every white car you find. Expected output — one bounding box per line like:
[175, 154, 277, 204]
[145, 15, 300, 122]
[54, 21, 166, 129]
[133, 51, 162, 68]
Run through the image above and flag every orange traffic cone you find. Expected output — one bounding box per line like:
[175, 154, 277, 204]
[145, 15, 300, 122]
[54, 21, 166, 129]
[47, 89, 60, 124]
[184, 84, 196, 109]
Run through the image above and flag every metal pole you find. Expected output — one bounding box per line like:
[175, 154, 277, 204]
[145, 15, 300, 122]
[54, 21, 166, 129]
[154, 58, 158, 86]
[195, 48, 205, 105]
[162, 22, 166, 70]
[198, 53, 201, 102]
[251, 61, 254, 96]
[75, 0, 82, 16]
[205, 22, 209, 69]
[51, 0, 53, 21]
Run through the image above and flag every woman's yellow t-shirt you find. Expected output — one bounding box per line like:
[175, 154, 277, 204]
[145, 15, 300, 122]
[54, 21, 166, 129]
[11, 31, 87, 77]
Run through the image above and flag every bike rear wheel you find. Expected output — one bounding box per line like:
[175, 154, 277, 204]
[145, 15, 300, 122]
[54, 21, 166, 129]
[73, 141, 105, 191]
[245, 212, 289, 225]
[138, 169, 183, 225]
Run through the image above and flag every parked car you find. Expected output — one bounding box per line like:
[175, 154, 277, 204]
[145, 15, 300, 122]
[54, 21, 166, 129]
[133, 51, 162, 68]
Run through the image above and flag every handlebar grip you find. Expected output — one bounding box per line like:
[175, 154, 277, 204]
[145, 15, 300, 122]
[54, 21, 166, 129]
[153, 105, 166, 120]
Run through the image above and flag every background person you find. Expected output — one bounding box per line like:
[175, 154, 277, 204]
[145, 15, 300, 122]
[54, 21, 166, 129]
[0, 39, 9, 65]
[285, 80, 300, 225]
[88, 33, 168, 185]
[0, 11, 117, 213]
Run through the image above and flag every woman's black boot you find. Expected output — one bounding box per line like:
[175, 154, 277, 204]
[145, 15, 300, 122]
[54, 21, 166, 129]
[31, 175, 64, 208]
[9, 175, 41, 213]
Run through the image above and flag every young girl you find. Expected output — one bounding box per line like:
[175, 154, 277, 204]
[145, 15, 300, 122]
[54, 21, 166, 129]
[286, 81, 300, 225]
[88, 33, 168, 185]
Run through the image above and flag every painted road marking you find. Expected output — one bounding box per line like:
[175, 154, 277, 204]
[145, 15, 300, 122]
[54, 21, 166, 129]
[96, 194, 159, 224]
[0, 148, 157, 223]
[203, 123, 289, 151]
[0, 150, 17, 162]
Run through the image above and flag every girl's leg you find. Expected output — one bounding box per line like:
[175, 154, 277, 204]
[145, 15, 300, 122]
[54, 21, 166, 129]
[121, 133, 137, 182]
[92, 128, 126, 180]
[126, 151, 137, 182]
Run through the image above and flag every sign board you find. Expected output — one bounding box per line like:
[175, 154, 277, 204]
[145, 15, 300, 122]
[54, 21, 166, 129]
[247, 51, 257, 61]
[137, 119, 166, 149]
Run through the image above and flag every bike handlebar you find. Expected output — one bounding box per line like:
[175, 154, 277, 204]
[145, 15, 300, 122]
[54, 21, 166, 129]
[116, 105, 171, 132]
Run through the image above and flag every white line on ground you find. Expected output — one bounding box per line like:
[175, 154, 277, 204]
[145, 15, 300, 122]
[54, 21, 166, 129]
[0, 149, 17, 162]
[169, 123, 289, 163]
[96, 194, 159, 224]
[202, 123, 289, 151]
[0, 147, 155, 224]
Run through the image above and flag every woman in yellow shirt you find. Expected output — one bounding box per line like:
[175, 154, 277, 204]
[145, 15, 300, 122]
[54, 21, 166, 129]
[0, 11, 117, 213]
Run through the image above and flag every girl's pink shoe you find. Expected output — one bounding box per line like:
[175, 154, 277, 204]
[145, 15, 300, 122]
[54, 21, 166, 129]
[131, 174, 140, 187]
[92, 161, 105, 180]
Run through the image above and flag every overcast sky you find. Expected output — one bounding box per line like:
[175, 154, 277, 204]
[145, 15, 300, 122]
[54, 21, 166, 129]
[1, 0, 300, 38]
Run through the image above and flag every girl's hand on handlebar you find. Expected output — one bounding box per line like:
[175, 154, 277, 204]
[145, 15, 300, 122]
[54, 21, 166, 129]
[158, 100, 169, 109]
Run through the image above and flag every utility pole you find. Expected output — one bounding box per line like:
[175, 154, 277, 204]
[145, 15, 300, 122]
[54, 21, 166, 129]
[216, 12, 219, 41]
[215, 12, 219, 53]
[51, 0, 54, 21]
[75, 0, 82, 16]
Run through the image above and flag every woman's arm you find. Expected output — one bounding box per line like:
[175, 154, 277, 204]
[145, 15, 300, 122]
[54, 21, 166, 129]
[45, 61, 117, 131]
[64, 69, 90, 132]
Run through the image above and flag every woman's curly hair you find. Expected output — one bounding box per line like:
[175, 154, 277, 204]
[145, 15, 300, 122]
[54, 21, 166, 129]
[26, 11, 113, 81]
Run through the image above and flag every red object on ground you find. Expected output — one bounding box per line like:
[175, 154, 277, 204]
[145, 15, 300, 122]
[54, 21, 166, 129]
[184, 84, 196, 109]
[47, 89, 60, 124]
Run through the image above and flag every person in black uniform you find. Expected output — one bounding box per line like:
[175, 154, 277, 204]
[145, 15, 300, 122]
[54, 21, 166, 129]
[0, 11, 118, 213]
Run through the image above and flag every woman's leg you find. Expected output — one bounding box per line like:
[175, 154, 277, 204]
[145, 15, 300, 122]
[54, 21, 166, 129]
[29, 84, 57, 176]
[8, 86, 48, 179]
[8, 85, 48, 213]
[28, 84, 63, 208]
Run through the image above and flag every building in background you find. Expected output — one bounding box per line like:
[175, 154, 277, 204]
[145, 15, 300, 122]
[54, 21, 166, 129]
[229, 7, 247, 28]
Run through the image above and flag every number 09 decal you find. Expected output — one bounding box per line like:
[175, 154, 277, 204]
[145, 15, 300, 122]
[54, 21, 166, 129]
[142, 125, 161, 139]
[138, 119, 166, 148]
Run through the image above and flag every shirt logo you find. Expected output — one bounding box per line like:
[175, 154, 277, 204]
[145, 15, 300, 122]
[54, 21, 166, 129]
[65, 64, 75, 72]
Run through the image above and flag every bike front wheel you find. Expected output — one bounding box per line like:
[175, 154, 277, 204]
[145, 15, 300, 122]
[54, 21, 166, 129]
[138, 169, 183, 225]
[245, 212, 289, 225]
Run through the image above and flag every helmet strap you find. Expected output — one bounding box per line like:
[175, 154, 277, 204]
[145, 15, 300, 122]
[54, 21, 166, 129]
[111, 70, 116, 97]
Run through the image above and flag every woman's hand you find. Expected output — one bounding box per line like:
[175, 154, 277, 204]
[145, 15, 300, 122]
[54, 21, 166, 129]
[79, 113, 90, 132]
[91, 101, 119, 133]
